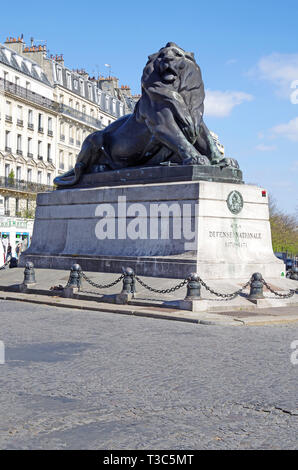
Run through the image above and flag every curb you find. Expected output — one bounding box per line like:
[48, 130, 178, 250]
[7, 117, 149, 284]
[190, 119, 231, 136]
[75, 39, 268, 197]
[0, 291, 298, 327]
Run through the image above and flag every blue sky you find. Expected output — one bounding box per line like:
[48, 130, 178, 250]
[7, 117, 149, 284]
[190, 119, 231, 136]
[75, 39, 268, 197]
[1, 0, 297, 213]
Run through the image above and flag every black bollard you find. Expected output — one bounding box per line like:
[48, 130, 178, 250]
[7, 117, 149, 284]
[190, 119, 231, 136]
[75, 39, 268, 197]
[248, 273, 264, 300]
[185, 273, 201, 300]
[67, 264, 82, 289]
[121, 267, 136, 295]
[289, 267, 298, 281]
[23, 261, 36, 286]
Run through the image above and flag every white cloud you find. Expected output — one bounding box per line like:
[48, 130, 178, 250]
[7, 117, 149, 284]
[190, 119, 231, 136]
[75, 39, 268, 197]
[271, 117, 298, 142]
[204, 90, 253, 117]
[251, 53, 298, 97]
[255, 144, 277, 152]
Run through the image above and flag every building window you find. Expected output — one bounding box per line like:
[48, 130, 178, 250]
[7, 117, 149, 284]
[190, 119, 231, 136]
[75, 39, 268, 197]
[38, 141, 42, 158]
[38, 113, 43, 132]
[27, 138, 32, 157]
[15, 198, 19, 215]
[66, 73, 71, 89]
[59, 150, 64, 170]
[17, 105, 23, 125]
[47, 143, 51, 161]
[16, 166, 21, 180]
[47, 173, 51, 186]
[28, 109, 33, 129]
[80, 80, 84, 94]
[27, 169, 32, 182]
[60, 122, 65, 140]
[16, 166, 22, 180]
[48, 117, 53, 136]
[5, 131, 11, 151]
[5, 164, 10, 178]
[37, 171, 42, 184]
[4, 197, 9, 215]
[5, 101, 12, 120]
[57, 68, 62, 84]
[69, 153, 73, 169]
[17, 134, 22, 154]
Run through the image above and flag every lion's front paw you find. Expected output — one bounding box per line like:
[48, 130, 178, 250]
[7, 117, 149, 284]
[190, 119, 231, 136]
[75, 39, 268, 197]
[182, 155, 210, 166]
[218, 158, 240, 169]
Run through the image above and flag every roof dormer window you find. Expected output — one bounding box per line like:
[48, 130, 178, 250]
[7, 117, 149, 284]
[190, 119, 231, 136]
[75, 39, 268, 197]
[57, 67, 62, 84]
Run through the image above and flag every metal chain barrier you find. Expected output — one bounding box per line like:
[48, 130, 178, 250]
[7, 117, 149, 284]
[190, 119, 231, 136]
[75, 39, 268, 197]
[63, 264, 297, 302]
[198, 277, 252, 300]
[261, 277, 296, 299]
[0, 258, 11, 271]
[80, 270, 124, 291]
[134, 275, 188, 294]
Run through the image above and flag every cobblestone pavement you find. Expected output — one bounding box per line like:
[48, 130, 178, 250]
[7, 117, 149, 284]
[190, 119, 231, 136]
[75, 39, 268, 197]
[0, 299, 298, 450]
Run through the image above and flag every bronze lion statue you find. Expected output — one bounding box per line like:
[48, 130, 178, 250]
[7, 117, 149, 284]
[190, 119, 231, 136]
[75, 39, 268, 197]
[54, 42, 238, 187]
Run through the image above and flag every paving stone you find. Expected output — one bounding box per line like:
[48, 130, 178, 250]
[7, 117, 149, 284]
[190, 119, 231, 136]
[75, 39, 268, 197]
[0, 300, 298, 449]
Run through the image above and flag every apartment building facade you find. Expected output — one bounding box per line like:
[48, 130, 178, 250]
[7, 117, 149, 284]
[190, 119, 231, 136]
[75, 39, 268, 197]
[0, 36, 131, 257]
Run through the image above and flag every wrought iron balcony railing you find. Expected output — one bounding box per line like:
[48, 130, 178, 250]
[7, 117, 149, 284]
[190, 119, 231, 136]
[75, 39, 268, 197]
[0, 176, 54, 193]
[0, 78, 117, 129]
[59, 104, 103, 129]
[0, 78, 59, 112]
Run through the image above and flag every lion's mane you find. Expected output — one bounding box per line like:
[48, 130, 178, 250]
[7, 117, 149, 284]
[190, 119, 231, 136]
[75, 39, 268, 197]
[135, 42, 205, 145]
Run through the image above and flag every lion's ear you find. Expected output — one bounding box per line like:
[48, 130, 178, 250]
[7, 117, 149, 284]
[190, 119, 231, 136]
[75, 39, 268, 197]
[185, 52, 195, 62]
[165, 42, 178, 48]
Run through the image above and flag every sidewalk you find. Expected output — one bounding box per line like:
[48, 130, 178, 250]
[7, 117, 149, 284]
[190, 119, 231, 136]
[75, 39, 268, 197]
[0, 267, 297, 326]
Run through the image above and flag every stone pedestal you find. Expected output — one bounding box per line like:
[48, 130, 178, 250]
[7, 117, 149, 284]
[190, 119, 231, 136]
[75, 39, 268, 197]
[20, 176, 284, 280]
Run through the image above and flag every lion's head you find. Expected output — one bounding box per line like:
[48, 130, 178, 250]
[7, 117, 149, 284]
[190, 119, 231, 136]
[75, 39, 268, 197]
[152, 42, 195, 84]
[136, 42, 205, 142]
